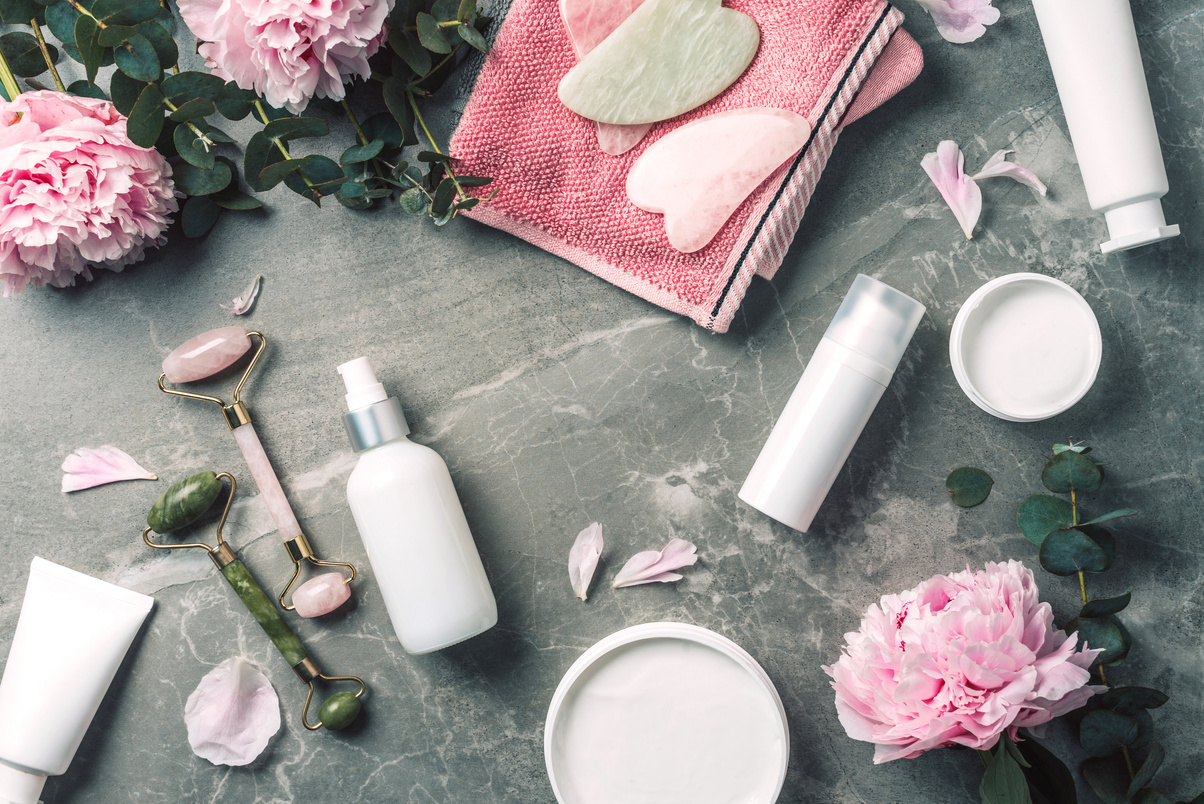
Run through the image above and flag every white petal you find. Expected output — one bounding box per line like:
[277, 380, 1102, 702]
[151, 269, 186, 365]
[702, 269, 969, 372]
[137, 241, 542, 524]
[613, 538, 698, 588]
[185, 658, 281, 766]
[568, 522, 604, 600]
[220, 274, 262, 315]
[921, 140, 982, 239]
[61, 446, 157, 492]
[970, 149, 1048, 196]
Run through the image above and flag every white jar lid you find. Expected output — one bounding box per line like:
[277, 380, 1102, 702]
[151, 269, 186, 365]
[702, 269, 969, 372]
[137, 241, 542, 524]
[544, 623, 789, 804]
[950, 273, 1102, 422]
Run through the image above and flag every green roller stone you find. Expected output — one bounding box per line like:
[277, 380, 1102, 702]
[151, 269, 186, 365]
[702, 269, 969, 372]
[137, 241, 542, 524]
[319, 691, 362, 730]
[220, 559, 308, 667]
[147, 471, 223, 533]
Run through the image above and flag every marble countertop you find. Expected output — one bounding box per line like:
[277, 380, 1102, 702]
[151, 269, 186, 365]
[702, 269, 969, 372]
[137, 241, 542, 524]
[2, 1, 1203, 802]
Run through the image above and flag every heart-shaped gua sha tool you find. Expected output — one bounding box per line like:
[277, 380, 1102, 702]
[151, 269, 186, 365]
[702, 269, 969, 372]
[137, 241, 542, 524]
[557, 0, 760, 126]
[559, 0, 651, 155]
[627, 108, 811, 253]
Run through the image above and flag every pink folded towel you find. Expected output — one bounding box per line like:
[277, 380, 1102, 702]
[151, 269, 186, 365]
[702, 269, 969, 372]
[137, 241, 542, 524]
[450, 0, 921, 332]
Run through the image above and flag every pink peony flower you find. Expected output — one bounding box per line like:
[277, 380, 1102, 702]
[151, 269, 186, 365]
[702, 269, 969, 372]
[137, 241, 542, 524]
[823, 560, 1105, 764]
[178, 0, 394, 114]
[914, 0, 1000, 44]
[0, 91, 177, 297]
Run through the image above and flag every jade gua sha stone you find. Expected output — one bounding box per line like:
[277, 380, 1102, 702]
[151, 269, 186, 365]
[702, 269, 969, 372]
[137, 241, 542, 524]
[143, 471, 366, 731]
[627, 108, 811, 252]
[557, 0, 760, 126]
[160, 326, 357, 618]
[559, 0, 651, 154]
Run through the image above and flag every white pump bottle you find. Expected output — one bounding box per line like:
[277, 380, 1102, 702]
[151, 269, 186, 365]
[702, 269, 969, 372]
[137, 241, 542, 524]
[337, 357, 497, 654]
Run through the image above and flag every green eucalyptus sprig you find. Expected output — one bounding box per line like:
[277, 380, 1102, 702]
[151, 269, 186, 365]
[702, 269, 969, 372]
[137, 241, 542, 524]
[0, 0, 494, 237]
[1015, 443, 1201, 804]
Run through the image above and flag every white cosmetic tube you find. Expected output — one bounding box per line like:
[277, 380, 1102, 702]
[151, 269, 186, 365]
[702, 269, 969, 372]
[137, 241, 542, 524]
[0, 558, 153, 804]
[739, 276, 925, 533]
[1031, 0, 1179, 253]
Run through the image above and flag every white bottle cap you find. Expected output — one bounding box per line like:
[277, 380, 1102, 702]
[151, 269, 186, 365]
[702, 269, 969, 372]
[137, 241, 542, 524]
[1100, 198, 1180, 253]
[337, 357, 388, 412]
[0, 762, 45, 804]
[823, 274, 926, 373]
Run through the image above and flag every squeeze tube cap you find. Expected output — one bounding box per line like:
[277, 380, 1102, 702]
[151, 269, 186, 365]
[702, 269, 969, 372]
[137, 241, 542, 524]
[337, 357, 409, 452]
[0, 762, 45, 804]
[1101, 198, 1180, 254]
[823, 275, 926, 373]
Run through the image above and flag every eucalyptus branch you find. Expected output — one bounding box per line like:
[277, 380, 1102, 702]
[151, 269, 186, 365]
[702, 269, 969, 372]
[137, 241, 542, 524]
[64, 0, 105, 26]
[161, 97, 211, 147]
[405, 90, 465, 197]
[252, 100, 318, 191]
[410, 46, 461, 89]
[30, 21, 66, 92]
[0, 43, 21, 102]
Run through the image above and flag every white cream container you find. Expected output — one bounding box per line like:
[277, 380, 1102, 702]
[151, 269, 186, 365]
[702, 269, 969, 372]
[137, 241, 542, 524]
[950, 273, 1101, 422]
[545, 623, 789, 804]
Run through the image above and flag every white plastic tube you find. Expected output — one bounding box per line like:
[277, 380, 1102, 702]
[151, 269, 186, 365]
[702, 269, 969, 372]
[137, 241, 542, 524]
[739, 276, 925, 533]
[0, 559, 153, 804]
[1031, 0, 1179, 253]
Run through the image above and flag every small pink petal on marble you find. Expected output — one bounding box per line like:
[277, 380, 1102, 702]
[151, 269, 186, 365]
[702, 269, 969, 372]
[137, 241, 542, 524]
[914, 0, 999, 44]
[921, 140, 982, 239]
[568, 522, 604, 600]
[292, 572, 352, 617]
[626, 108, 811, 253]
[613, 538, 698, 588]
[970, 149, 1048, 196]
[62, 446, 157, 492]
[185, 658, 280, 766]
[559, 0, 652, 155]
[163, 326, 252, 383]
[221, 274, 262, 315]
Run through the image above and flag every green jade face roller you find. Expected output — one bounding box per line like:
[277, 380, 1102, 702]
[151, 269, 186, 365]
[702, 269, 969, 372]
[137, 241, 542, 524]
[159, 326, 355, 617]
[143, 471, 366, 730]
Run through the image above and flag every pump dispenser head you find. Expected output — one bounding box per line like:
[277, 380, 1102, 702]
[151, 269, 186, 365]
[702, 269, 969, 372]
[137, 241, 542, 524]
[337, 358, 409, 452]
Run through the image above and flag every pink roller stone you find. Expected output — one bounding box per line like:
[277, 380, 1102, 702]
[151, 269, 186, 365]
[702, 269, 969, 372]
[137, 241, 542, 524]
[163, 326, 252, 382]
[292, 572, 351, 618]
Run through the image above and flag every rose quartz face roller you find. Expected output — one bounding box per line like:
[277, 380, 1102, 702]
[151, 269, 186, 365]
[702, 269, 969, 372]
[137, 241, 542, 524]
[159, 326, 355, 618]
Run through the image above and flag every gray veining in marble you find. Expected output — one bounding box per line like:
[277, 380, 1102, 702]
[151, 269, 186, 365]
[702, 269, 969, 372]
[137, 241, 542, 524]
[2, 0, 1203, 802]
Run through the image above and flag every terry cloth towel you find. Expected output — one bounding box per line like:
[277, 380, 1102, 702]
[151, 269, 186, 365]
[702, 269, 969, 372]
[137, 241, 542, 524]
[450, 0, 922, 333]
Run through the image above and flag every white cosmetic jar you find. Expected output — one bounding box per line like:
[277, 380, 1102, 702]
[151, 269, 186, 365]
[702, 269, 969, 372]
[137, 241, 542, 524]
[544, 622, 789, 804]
[950, 273, 1102, 422]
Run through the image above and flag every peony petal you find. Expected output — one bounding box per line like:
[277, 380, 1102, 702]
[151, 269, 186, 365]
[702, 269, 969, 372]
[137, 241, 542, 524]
[220, 273, 262, 315]
[568, 522, 604, 600]
[61, 445, 157, 492]
[612, 538, 698, 588]
[970, 149, 1048, 196]
[185, 658, 281, 766]
[914, 0, 1000, 44]
[921, 140, 982, 239]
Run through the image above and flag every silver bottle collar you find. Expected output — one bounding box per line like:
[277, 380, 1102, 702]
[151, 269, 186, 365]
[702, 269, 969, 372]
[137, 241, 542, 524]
[342, 397, 409, 452]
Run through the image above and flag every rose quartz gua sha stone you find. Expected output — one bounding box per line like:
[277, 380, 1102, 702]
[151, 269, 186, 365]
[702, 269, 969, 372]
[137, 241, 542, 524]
[557, 0, 760, 126]
[626, 108, 811, 253]
[559, 0, 651, 155]
[161, 326, 357, 618]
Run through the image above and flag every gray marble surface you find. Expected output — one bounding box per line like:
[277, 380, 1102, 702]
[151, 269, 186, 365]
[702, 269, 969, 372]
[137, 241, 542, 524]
[2, 1, 1203, 802]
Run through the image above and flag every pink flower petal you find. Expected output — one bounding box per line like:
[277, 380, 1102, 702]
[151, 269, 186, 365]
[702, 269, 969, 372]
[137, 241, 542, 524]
[569, 522, 604, 600]
[970, 149, 1048, 196]
[914, 0, 1000, 44]
[921, 140, 982, 239]
[185, 658, 281, 766]
[220, 274, 262, 315]
[613, 538, 698, 588]
[61, 446, 157, 492]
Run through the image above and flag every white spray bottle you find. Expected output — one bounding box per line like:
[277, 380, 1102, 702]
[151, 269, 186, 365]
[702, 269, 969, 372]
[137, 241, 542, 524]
[337, 357, 497, 654]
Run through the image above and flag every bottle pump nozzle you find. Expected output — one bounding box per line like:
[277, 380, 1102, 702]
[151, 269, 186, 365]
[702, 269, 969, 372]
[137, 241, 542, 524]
[337, 357, 409, 452]
[338, 357, 388, 412]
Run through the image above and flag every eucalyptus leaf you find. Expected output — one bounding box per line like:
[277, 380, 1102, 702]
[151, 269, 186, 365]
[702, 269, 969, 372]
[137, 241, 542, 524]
[93, 0, 158, 25]
[45, 1, 80, 46]
[456, 197, 480, 211]
[388, 29, 431, 75]
[244, 130, 285, 192]
[361, 112, 407, 149]
[181, 195, 220, 238]
[382, 76, 417, 145]
[173, 159, 233, 196]
[73, 14, 103, 84]
[1098, 686, 1169, 716]
[0, 0, 44, 24]
[1132, 791, 1175, 804]
[1131, 708, 1154, 749]
[1079, 509, 1138, 527]
[1039, 528, 1110, 576]
[162, 70, 225, 103]
[1080, 589, 1132, 619]
[1105, 615, 1133, 666]
[1128, 744, 1166, 800]
[173, 123, 215, 169]
[980, 739, 1033, 804]
[109, 68, 144, 114]
[398, 187, 428, 215]
[67, 78, 106, 99]
[431, 0, 460, 22]
[169, 97, 215, 122]
[96, 24, 135, 46]
[1017, 495, 1076, 545]
[432, 205, 456, 226]
[211, 186, 263, 210]
[1081, 756, 1132, 804]
[216, 81, 256, 119]
[1042, 450, 1102, 495]
[456, 175, 492, 187]
[136, 19, 177, 68]
[1080, 709, 1140, 757]
[456, 0, 475, 20]
[125, 81, 164, 148]
[257, 158, 305, 190]
[0, 31, 57, 77]
[1015, 737, 1077, 804]
[340, 139, 384, 165]
[418, 150, 454, 163]
[431, 177, 457, 215]
[946, 467, 993, 507]
[1053, 443, 1092, 455]
[262, 116, 328, 142]
[1066, 616, 1129, 665]
[416, 11, 454, 53]
[386, 0, 423, 27]
[457, 21, 489, 53]
[113, 31, 160, 82]
[202, 123, 234, 143]
[1081, 524, 1115, 567]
